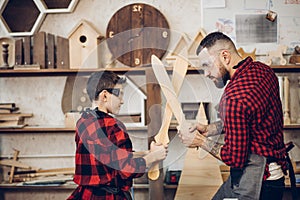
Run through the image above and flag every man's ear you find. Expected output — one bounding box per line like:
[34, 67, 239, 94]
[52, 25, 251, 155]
[220, 50, 231, 66]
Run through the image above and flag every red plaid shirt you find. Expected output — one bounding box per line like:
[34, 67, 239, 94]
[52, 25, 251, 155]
[68, 109, 146, 199]
[219, 57, 287, 179]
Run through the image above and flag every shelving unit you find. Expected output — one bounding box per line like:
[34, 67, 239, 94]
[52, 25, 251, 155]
[0, 66, 204, 77]
[0, 64, 299, 132]
[0, 64, 299, 77]
[1, 64, 299, 200]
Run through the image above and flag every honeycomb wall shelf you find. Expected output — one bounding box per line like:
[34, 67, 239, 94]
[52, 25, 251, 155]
[0, 0, 78, 36]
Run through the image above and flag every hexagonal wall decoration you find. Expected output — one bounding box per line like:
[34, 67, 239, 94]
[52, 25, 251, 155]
[36, 0, 78, 13]
[0, 0, 45, 36]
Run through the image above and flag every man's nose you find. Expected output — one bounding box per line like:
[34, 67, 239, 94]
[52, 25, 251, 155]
[204, 70, 210, 77]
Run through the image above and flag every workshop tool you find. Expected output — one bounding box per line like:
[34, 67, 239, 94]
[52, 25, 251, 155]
[148, 54, 188, 180]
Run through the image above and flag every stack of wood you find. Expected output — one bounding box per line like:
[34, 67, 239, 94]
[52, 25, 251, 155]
[0, 149, 74, 184]
[0, 103, 33, 128]
[14, 31, 69, 69]
[12, 167, 75, 183]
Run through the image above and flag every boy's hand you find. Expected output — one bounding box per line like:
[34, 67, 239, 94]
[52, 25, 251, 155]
[149, 141, 168, 162]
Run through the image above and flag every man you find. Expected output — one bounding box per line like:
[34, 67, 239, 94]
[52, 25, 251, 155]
[179, 32, 287, 200]
[68, 71, 168, 200]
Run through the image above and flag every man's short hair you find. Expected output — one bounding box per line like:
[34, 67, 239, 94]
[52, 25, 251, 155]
[196, 32, 235, 55]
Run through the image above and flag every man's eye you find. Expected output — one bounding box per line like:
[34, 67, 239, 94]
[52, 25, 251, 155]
[201, 63, 209, 67]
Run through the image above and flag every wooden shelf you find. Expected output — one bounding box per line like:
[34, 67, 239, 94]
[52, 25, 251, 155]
[0, 66, 204, 77]
[284, 124, 300, 129]
[0, 123, 299, 133]
[0, 68, 146, 77]
[0, 125, 148, 133]
[271, 64, 300, 72]
[0, 64, 298, 77]
[0, 126, 74, 133]
[0, 183, 177, 190]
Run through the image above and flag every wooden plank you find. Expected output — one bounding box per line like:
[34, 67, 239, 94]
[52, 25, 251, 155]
[47, 33, 55, 69]
[56, 36, 69, 69]
[145, 68, 164, 200]
[23, 36, 32, 65]
[23, 37, 31, 65]
[14, 39, 23, 65]
[9, 149, 19, 183]
[0, 159, 36, 169]
[175, 149, 223, 200]
[33, 32, 46, 68]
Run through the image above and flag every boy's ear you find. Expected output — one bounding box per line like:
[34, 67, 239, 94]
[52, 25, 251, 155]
[98, 90, 107, 102]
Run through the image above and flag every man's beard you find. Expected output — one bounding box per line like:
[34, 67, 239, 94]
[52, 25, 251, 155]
[214, 67, 230, 88]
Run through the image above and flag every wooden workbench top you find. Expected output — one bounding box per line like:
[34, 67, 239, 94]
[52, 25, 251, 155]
[175, 148, 223, 200]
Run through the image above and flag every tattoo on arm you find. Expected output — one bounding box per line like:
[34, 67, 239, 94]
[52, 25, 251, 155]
[207, 120, 224, 136]
[200, 137, 222, 161]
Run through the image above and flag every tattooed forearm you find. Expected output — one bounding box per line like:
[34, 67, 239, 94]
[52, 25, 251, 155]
[207, 121, 224, 136]
[200, 137, 223, 161]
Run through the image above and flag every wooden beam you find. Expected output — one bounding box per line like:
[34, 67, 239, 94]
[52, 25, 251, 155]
[175, 149, 223, 200]
[146, 68, 164, 200]
[9, 149, 19, 183]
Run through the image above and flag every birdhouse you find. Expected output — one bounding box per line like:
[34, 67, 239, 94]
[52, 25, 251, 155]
[68, 20, 104, 69]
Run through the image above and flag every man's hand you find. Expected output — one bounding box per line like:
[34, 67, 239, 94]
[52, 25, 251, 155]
[189, 123, 209, 136]
[178, 127, 207, 149]
[189, 121, 224, 137]
[178, 123, 223, 161]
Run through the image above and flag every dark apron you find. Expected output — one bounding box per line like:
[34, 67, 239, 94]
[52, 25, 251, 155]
[213, 154, 266, 200]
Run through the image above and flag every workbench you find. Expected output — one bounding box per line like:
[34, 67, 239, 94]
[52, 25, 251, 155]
[175, 148, 223, 200]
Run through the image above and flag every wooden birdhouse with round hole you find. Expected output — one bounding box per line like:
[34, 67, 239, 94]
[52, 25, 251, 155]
[68, 20, 104, 69]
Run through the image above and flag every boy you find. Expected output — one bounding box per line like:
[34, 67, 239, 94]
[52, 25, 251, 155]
[68, 71, 168, 200]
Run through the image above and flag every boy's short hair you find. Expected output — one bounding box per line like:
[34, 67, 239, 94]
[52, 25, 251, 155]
[86, 70, 126, 102]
